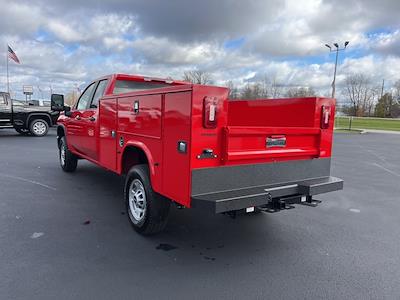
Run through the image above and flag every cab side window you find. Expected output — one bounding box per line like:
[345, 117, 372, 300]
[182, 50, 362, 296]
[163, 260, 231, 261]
[0, 94, 5, 105]
[91, 80, 108, 108]
[76, 83, 96, 110]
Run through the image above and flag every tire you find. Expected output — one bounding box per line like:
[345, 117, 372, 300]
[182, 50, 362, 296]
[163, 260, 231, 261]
[125, 165, 170, 235]
[29, 119, 49, 137]
[59, 136, 78, 172]
[15, 127, 30, 135]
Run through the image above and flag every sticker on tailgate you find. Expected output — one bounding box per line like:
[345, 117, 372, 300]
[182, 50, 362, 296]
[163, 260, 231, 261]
[266, 135, 286, 148]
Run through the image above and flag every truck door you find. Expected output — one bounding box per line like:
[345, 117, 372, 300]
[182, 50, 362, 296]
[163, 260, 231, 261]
[98, 96, 117, 171]
[66, 82, 97, 155]
[80, 79, 109, 161]
[0, 93, 12, 127]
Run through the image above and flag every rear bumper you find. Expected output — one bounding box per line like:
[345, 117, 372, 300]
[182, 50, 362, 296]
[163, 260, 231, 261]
[191, 176, 343, 214]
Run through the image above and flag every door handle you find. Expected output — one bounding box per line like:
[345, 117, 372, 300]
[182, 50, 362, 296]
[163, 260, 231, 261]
[75, 115, 81, 120]
[89, 117, 96, 122]
[133, 100, 139, 114]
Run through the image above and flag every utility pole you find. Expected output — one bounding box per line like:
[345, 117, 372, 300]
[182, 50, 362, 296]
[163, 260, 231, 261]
[6, 46, 9, 94]
[325, 41, 349, 98]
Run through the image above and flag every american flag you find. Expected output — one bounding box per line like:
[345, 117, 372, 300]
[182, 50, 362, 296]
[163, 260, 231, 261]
[8, 45, 20, 64]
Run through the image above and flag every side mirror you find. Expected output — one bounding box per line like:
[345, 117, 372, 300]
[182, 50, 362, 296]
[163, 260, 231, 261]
[51, 94, 65, 111]
[64, 106, 72, 117]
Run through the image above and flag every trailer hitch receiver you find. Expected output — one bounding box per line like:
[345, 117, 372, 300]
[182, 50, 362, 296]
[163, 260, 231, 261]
[259, 194, 320, 213]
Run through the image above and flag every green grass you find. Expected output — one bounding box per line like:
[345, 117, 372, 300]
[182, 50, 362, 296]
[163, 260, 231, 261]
[335, 117, 400, 132]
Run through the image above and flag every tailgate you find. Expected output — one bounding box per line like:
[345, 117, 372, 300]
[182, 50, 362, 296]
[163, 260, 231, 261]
[224, 97, 335, 163]
[190, 96, 339, 208]
[222, 126, 321, 162]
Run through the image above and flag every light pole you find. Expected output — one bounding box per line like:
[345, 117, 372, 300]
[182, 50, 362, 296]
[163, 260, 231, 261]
[325, 41, 349, 98]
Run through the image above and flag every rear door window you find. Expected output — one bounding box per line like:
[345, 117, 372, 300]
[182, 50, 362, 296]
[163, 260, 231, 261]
[76, 83, 96, 110]
[91, 80, 108, 108]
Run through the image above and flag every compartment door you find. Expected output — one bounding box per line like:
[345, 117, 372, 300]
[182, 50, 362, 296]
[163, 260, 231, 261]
[162, 92, 192, 206]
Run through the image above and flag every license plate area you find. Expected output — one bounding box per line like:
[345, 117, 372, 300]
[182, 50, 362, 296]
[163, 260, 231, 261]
[266, 135, 286, 148]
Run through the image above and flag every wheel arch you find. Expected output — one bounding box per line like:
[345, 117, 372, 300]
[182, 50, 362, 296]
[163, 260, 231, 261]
[120, 142, 158, 189]
[27, 113, 53, 127]
[56, 125, 66, 148]
[120, 142, 153, 174]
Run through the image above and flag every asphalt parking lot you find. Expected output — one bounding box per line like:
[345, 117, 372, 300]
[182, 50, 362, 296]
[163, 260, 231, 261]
[1, 129, 400, 299]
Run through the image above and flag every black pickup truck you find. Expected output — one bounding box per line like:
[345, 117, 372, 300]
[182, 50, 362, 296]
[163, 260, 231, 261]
[0, 92, 59, 136]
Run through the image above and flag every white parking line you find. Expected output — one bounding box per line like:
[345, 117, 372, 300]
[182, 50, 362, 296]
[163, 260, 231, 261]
[372, 163, 400, 178]
[0, 173, 57, 191]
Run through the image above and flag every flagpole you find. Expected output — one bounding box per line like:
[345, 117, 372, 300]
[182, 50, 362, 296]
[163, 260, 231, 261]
[6, 45, 9, 94]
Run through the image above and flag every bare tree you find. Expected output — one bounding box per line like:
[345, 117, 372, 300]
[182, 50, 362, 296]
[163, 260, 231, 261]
[183, 70, 213, 84]
[252, 83, 262, 99]
[269, 77, 283, 98]
[256, 75, 284, 99]
[241, 83, 254, 99]
[259, 75, 270, 98]
[366, 86, 380, 117]
[240, 83, 264, 99]
[227, 81, 239, 99]
[64, 88, 80, 107]
[285, 87, 317, 98]
[342, 73, 373, 116]
[393, 79, 400, 100]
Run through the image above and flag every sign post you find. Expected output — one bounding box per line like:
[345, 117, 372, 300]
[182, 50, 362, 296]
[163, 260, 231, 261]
[23, 85, 33, 103]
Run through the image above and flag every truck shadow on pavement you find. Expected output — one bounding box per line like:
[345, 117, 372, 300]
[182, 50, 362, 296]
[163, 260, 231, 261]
[0, 128, 57, 138]
[68, 162, 289, 263]
[0, 129, 289, 267]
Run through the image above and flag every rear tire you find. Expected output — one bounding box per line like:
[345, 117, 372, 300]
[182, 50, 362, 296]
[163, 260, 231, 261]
[59, 136, 78, 172]
[125, 165, 170, 235]
[29, 119, 49, 137]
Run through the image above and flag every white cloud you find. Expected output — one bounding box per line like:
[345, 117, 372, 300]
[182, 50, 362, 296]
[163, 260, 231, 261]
[370, 30, 400, 56]
[0, 0, 399, 102]
[46, 13, 136, 47]
[0, 1, 43, 36]
[48, 21, 83, 43]
[131, 37, 221, 65]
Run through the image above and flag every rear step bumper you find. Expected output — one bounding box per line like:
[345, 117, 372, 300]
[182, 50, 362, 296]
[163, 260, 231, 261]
[191, 176, 343, 214]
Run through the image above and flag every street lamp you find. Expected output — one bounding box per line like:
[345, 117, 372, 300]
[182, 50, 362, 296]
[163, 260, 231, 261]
[325, 41, 349, 98]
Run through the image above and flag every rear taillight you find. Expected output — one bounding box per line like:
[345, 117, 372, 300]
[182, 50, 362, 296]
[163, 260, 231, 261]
[203, 96, 218, 129]
[321, 105, 331, 129]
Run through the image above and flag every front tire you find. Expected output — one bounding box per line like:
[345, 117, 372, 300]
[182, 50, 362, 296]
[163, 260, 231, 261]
[125, 165, 170, 235]
[59, 137, 78, 172]
[29, 119, 49, 137]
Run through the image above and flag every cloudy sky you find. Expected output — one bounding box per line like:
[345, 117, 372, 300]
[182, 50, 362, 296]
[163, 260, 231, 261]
[1, 0, 400, 100]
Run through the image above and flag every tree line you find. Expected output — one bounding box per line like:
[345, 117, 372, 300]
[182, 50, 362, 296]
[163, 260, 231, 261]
[63, 70, 400, 118]
[341, 74, 400, 118]
[184, 70, 400, 118]
[183, 70, 317, 99]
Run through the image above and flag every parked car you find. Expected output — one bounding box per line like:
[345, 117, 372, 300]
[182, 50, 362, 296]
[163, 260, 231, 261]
[0, 92, 59, 136]
[52, 74, 343, 235]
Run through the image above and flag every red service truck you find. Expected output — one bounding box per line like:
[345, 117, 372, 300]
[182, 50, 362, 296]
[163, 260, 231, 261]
[51, 74, 343, 235]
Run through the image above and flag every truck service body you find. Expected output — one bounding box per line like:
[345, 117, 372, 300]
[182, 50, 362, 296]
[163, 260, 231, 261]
[54, 74, 343, 234]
